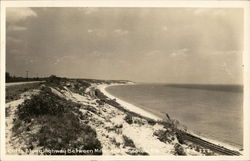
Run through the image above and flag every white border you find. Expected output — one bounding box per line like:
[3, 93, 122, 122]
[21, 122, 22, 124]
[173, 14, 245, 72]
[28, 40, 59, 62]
[1, 1, 250, 161]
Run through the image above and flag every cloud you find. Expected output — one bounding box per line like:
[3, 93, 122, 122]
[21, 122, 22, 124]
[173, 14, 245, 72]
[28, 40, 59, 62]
[145, 50, 162, 57]
[78, 8, 99, 15]
[170, 48, 189, 57]
[193, 9, 207, 15]
[162, 26, 168, 31]
[87, 29, 93, 33]
[87, 29, 106, 37]
[193, 8, 226, 17]
[9, 49, 19, 54]
[221, 62, 233, 77]
[7, 25, 27, 31]
[210, 50, 241, 56]
[7, 36, 22, 43]
[6, 7, 37, 23]
[114, 29, 129, 36]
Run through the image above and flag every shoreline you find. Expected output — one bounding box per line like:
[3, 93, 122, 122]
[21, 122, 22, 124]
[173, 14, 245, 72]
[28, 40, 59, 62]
[98, 83, 161, 121]
[97, 83, 242, 154]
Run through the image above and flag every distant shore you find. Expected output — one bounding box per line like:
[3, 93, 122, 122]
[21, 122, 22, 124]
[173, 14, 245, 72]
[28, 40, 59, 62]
[98, 83, 242, 154]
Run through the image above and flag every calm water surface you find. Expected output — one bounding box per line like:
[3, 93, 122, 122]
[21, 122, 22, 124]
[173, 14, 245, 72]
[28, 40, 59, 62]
[106, 84, 243, 148]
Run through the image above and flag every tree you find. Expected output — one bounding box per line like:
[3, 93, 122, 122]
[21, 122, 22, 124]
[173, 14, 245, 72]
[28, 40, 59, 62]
[6, 72, 11, 82]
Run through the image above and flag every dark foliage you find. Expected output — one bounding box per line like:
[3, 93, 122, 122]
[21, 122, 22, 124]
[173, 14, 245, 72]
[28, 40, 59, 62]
[6, 82, 42, 103]
[124, 114, 133, 124]
[176, 131, 184, 144]
[123, 135, 136, 148]
[174, 143, 186, 155]
[6, 72, 45, 83]
[153, 129, 174, 143]
[37, 114, 102, 155]
[15, 86, 102, 155]
[17, 87, 79, 122]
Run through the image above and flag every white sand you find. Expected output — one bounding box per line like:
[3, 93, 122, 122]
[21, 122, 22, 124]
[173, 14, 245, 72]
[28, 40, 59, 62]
[98, 84, 161, 121]
[97, 83, 242, 153]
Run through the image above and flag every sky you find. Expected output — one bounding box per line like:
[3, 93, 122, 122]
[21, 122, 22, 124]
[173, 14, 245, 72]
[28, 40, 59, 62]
[6, 7, 243, 84]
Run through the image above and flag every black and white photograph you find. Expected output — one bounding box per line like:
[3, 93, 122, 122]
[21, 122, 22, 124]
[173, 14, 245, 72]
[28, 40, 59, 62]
[1, 1, 250, 160]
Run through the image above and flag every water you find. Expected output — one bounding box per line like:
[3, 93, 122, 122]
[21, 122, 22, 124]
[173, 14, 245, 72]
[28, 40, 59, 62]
[106, 84, 243, 148]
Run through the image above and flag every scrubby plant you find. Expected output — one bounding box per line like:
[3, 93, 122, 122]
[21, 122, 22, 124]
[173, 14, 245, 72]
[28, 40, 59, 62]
[37, 114, 102, 155]
[14, 85, 102, 155]
[123, 135, 136, 148]
[153, 129, 173, 143]
[174, 143, 186, 155]
[47, 75, 60, 83]
[124, 114, 133, 124]
[147, 119, 156, 125]
[17, 87, 77, 122]
[6, 83, 41, 103]
[126, 148, 149, 155]
[176, 131, 185, 144]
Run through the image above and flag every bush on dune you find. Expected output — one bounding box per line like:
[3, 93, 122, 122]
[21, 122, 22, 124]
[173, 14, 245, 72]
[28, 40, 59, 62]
[15, 86, 102, 155]
[123, 135, 136, 148]
[17, 87, 80, 122]
[37, 114, 102, 155]
[124, 114, 133, 124]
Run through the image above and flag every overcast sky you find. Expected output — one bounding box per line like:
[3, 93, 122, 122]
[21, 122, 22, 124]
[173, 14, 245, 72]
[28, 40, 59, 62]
[6, 7, 243, 84]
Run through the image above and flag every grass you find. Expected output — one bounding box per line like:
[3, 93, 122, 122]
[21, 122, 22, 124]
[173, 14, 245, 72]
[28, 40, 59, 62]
[45, 75, 91, 94]
[14, 85, 102, 155]
[6, 83, 42, 103]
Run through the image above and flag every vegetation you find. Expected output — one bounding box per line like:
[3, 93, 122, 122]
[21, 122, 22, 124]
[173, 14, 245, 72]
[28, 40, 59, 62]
[45, 75, 91, 94]
[123, 135, 136, 148]
[6, 72, 45, 83]
[153, 129, 175, 143]
[124, 114, 133, 124]
[7, 75, 231, 156]
[174, 143, 186, 155]
[17, 87, 78, 122]
[6, 82, 42, 103]
[14, 86, 102, 155]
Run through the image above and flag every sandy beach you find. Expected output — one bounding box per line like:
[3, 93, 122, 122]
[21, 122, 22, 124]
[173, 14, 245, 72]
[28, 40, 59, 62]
[98, 83, 243, 153]
[5, 76, 242, 156]
[98, 84, 161, 121]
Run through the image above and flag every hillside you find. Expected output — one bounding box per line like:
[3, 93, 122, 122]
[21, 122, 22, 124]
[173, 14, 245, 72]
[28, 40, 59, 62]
[5, 76, 238, 156]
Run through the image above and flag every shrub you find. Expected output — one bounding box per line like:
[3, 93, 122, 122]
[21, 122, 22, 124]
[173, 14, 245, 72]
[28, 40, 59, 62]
[124, 114, 133, 124]
[67, 80, 91, 95]
[17, 87, 80, 122]
[123, 135, 136, 148]
[5, 83, 41, 103]
[37, 114, 102, 155]
[147, 119, 156, 125]
[153, 129, 172, 143]
[46, 75, 61, 84]
[14, 85, 102, 155]
[174, 143, 186, 155]
[96, 100, 105, 106]
[45, 75, 65, 90]
[126, 148, 149, 155]
[176, 131, 184, 144]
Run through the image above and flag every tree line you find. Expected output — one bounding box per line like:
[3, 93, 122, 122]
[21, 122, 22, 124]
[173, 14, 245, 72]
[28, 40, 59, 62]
[6, 72, 46, 83]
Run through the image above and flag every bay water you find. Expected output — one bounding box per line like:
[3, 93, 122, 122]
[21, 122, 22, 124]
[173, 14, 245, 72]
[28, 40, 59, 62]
[106, 84, 243, 148]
